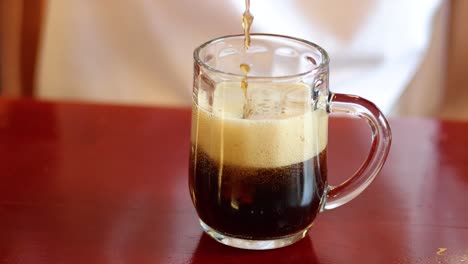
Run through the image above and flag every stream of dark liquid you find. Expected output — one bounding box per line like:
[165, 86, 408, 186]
[241, 0, 254, 118]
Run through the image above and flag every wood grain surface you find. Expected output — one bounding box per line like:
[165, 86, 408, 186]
[0, 99, 467, 263]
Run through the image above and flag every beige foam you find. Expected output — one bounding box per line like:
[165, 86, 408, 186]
[192, 82, 328, 168]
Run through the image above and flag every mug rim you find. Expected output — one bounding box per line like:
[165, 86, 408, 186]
[194, 33, 330, 80]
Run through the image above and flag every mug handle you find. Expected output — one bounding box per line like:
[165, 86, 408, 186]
[323, 93, 392, 210]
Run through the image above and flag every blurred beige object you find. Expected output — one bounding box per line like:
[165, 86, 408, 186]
[35, 0, 445, 112]
[394, 0, 468, 120]
[392, 1, 449, 117]
[36, 0, 240, 107]
[440, 0, 468, 120]
[4, 0, 467, 120]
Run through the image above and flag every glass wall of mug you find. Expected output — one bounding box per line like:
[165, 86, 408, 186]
[189, 34, 391, 250]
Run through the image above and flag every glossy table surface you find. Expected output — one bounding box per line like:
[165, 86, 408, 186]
[0, 98, 467, 263]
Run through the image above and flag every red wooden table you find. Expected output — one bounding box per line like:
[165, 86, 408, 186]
[0, 99, 467, 263]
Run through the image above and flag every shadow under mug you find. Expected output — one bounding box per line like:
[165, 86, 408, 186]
[189, 34, 392, 250]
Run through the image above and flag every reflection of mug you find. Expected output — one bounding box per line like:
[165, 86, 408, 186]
[189, 34, 392, 250]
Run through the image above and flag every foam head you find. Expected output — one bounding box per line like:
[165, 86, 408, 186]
[192, 82, 327, 168]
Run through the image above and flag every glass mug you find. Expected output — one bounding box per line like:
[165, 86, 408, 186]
[189, 34, 391, 250]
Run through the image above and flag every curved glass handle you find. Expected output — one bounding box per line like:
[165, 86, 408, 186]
[323, 93, 392, 210]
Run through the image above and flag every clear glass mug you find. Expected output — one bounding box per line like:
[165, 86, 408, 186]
[189, 34, 391, 250]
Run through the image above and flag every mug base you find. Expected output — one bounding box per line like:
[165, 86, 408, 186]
[200, 220, 310, 250]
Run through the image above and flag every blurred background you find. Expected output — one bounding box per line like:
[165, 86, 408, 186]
[0, 0, 466, 120]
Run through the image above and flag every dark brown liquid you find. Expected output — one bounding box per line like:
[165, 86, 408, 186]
[189, 146, 327, 240]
